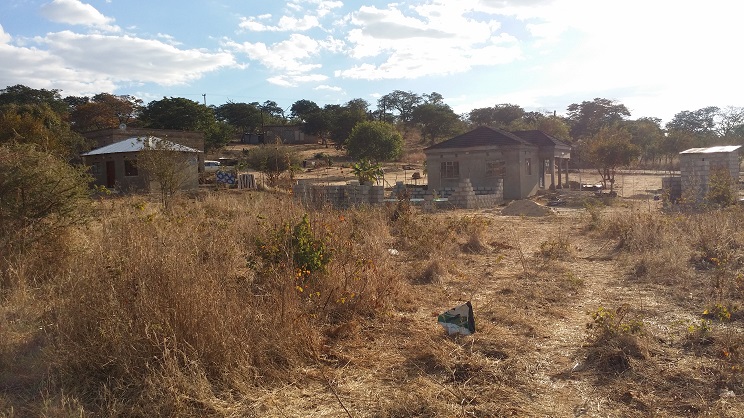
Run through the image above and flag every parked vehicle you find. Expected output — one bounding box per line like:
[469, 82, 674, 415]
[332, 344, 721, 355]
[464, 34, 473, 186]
[204, 160, 221, 172]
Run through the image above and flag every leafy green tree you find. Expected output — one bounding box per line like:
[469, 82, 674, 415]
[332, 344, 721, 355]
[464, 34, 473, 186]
[377, 90, 421, 125]
[142, 97, 233, 151]
[204, 121, 236, 151]
[329, 100, 369, 144]
[716, 106, 744, 142]
[242, 145, 300, 186]
[0, 103, 91, 159]
[567, 98, 630, 139]
[467, 104, 525, 129]
[411, 102, 464, 144]
[0, 142, 92, 254]
[0, 84, 68, 115]
[289, 99, 321, 122]
[214, 101, 263, 134]
[587, 125, 640, 191]
[346, 121, 403, 162]
[141, 97, 214, 131]
[625, 117, 664, 165]
[260, 100, 286, 120]
[535, 115, 572, 142]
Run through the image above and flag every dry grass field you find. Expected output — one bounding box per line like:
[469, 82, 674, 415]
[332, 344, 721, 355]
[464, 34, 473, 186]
[2, 149, 744, 416]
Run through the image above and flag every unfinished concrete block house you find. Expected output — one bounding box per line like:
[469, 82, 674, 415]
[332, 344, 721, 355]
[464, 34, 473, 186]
[424, 126, 571, 200]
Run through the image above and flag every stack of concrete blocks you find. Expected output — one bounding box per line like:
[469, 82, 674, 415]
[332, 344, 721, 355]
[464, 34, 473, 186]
[292, 181, 384, 208]
[447, 178, 477, 208]
[445, 178, 504, 209]
[679, 147, 740, 203]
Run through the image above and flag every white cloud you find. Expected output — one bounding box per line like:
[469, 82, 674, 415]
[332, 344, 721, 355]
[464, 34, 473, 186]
[338, 3, 520, 79]
[314, 84, 343, 92]
[239, 0, 341, 33]
[0, 30, 237, 97]
[40, 0, 120, 32]
[268, 73, 328, 87]
[0, 24, 11, 44]
[225, 34, 323, 73]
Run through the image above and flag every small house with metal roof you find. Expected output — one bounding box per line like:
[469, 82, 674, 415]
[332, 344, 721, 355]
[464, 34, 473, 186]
[82, 136, 201, 192]
[665, 145, 742, 202]
[424, 127, 571, 200]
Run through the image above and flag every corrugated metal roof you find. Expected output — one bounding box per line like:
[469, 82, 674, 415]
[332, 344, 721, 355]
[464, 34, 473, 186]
[82, 136, 202, 156]
[680, 145, 741, 154]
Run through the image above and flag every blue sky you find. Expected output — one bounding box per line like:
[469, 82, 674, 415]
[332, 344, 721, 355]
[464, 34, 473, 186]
[1, 0, 742, 123]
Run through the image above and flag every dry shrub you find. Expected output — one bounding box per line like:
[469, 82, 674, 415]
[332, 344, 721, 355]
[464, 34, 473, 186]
[414, 259, 449, 284]
[685, 209, 743, 270]
[23, 192, 405, 414]
[536, 233, 573, 261]
[462, 230, 488, 254]
[603, 209, 673, 253]
[585, 305, 650, 375]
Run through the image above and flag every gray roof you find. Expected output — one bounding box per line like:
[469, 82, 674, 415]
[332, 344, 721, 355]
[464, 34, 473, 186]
[82, 136, 201, 156]
[680, 145, 741, 154]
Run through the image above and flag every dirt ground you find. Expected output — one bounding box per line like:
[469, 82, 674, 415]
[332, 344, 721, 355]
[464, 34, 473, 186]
[202, 144, 744, 416]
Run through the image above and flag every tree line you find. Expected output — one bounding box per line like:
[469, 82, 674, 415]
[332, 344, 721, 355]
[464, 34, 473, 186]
[3, 84, 744, 167]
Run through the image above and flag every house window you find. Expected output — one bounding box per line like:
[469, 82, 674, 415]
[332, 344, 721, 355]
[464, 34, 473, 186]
[525, 158, 532, 175]
[90, 162, 101, 176]
[124, 160, 138, 177]
[441, 161, 459, 179]
[486, 160, 505, 177]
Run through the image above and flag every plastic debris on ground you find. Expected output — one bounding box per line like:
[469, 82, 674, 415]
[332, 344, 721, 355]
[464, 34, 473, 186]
[437, 301, 476, 336]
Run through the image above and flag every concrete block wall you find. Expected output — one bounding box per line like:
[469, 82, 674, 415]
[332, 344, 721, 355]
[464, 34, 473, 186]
[679, 152, 739, 202]
[447, 178, 503, 209]
[293, 182, 385, 207]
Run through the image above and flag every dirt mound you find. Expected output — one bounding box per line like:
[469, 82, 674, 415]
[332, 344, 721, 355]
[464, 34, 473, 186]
[500, 199, 552, 217]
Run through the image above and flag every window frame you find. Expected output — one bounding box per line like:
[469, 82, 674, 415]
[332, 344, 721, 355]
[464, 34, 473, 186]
[441, 161, 460, 179]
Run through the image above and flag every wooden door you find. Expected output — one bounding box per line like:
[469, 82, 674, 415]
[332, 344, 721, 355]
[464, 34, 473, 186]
[106, 161, 116, 188]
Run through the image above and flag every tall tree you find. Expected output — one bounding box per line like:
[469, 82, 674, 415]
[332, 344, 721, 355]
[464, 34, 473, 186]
[67, 93, 143, 132]
[587, 125, 640, 191]
[214, 101, 263, 133]
[289, 99, 320, 122]
[0, 84, 68, 116]
[141, 97, 214, 132]
[625, 117, 664, 165]
[467, 104, 525, 130]
[566, 98, 630, 139]
[666, 107, 719, 148]
[346, 121, 403, 162]
[0, 103, 90, 159]
[377, 90, 422, 125]
[411, 103, 464, 144]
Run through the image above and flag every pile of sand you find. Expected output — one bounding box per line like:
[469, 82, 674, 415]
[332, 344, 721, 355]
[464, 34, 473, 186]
[500, 199, 552, 217]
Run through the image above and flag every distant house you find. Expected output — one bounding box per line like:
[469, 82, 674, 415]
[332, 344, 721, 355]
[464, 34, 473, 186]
[663, 145, 741, 202]
[263, 125, 320, 144]
[81, 136, 201, 192]
[424, 127, 571, 200]
[83, 125, 206, 170]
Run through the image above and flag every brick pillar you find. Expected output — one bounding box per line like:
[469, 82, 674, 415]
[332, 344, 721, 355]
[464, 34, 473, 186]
[557, 158, 562, 188]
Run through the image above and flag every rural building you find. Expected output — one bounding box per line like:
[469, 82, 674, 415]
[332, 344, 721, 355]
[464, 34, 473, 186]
[81, 136, 201, 192]
[424, 127, 571, 200]
[663, 145, 741, 202]
[83, 125, 205, 151]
